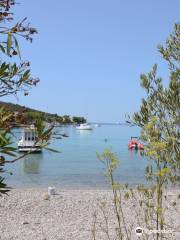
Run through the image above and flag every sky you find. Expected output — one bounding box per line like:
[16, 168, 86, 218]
[2, 0, 180, 122]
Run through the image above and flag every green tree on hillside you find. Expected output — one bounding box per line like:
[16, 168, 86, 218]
[62, 115, 72, 123]
[72, 116, 86, 124]
[24, 111, 44, 124]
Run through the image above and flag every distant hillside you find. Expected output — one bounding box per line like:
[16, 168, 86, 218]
[0, 101, 86, 124]
[0, 101, 44, 114]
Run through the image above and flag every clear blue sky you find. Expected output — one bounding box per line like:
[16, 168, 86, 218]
[3, 0, 180, 122]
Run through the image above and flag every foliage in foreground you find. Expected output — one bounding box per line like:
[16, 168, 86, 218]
[95, 24, 180, 240]
[0, 0, 55, 195]
[96, 149, 180, 240]
[131, 22, 179, 240]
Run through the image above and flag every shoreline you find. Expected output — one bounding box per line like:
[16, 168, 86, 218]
[5, 182, 180, 191]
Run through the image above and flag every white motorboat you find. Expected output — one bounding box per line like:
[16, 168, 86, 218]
[76, 123, 92, 130]
[18, 125, 42, 152]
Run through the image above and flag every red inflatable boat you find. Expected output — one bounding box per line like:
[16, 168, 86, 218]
[128, 137, 144, 150]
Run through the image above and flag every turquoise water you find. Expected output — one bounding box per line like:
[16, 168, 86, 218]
[4, 125, 148, 188]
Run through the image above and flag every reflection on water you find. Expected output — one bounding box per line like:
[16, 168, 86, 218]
[21, 153, 43, 174]
[78, 130, 92, 135]
[128, 149, 143, 158]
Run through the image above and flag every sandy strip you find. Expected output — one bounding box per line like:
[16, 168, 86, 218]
[0, 188, 179, 240]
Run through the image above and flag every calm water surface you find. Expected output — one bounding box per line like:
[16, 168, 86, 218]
[4, 125, 148, 188]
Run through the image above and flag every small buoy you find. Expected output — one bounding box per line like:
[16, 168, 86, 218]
[48, 186, 56, 196]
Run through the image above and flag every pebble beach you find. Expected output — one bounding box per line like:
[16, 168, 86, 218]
[0, 188, 180, 240]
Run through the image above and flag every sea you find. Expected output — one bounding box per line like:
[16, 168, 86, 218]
[4, 124, 149, 189]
